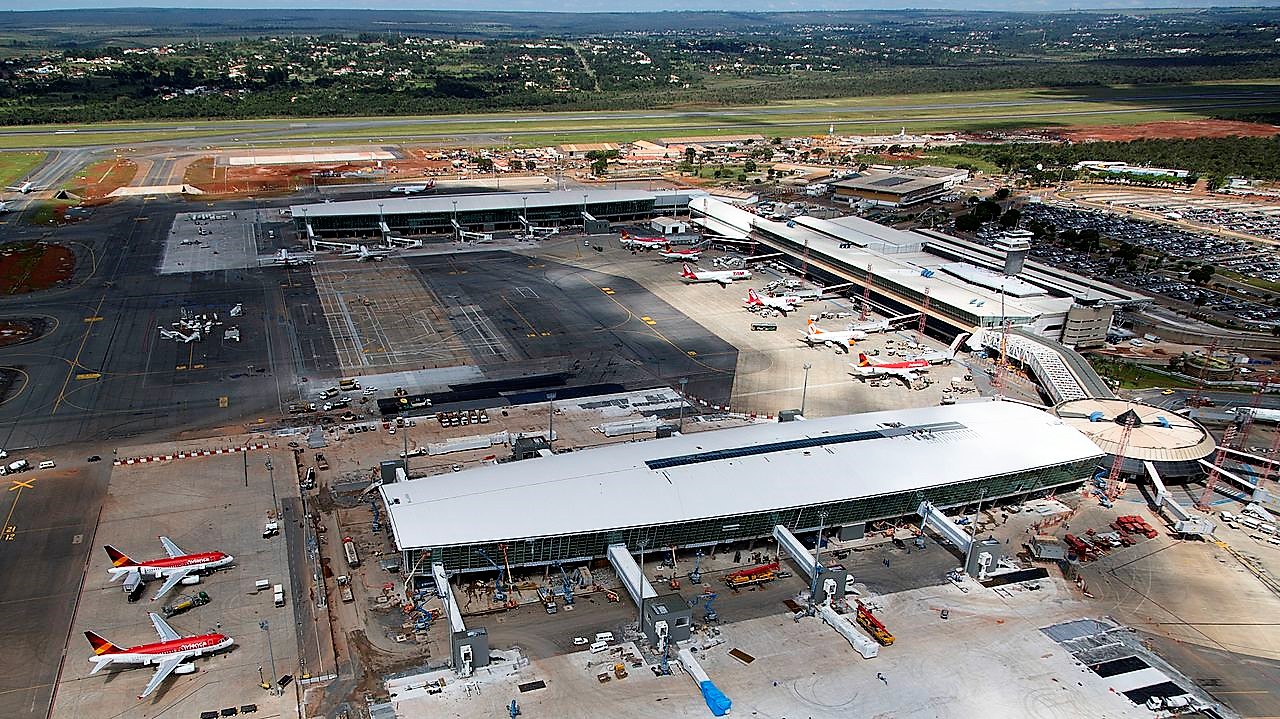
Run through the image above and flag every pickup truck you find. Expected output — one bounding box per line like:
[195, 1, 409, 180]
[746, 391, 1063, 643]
[315, 453, 329, 470]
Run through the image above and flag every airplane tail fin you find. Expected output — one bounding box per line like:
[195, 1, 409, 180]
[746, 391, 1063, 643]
[105, 545, 135, 568]
[857, 353, 870, 366]
[680, 263, 695, 278]
[85, 631, 122, 657]
[747, 289, 759, 303]
[621, 230, 630, 240]
[807, 319, 823, 335]
[948, 332, 969, 357]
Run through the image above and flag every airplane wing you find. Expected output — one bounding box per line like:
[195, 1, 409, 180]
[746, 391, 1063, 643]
[139, 656, 184, 699]
[149, 612, 181, 642]
[716, 278, 732, 286]
[159, 537, 183, 558]
[151, 568, 190, 601]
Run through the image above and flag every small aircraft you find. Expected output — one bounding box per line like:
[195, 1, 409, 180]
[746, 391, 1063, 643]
[620, 230, 668, 250]
[679, 262, 752, 286]
[158, 327, 201, 343]
[850, 353, 929, 384]
[271, 249, 315, 267]
[744, 288, 801, 316]
[344, 245, 395, 262]
[0, 200, 10, 213]
[657, 247, 701, 262]
[85, 613, 234, 700]
[388, 180, 434, 194]
[105, 537, 234, 601]
[800, 318, 866, 352]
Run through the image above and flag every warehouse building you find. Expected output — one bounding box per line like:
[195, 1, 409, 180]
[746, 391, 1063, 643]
[830, 166, 970, 207]
[291, 189, 667, 238]
[382, 401, 1104, 576]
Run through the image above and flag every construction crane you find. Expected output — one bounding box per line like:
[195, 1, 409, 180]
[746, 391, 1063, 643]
[688, 550, 704, 585]
[475, 549, 508, 603]
[1260, 431, 1280, 491]
[992, 319, 1012, 390]
[917, 288, 930, 339]
[860, 264, 873, 321]
[1187, 338, 1219, 412]
[1105, 409, 1138, 502]
[1197, 425, 1236, 511]
[700, 591, 719, 622]
[854, 599, 895, 645]
[553, 561, 574, 606]
[1234, 371, 1271, 450]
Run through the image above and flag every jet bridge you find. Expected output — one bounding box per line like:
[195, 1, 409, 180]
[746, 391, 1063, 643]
[1145, 462, 1215, 536]
[606, 543, 658, 607]
[433, 563, 489, 675]
[917, 501, 972, 556]
[772, 524, 847, 604]
[451, 218, 493, 242]
[518, 216, 560, 237]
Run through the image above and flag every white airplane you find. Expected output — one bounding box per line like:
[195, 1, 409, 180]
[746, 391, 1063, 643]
[620, 230, 668, 250]
[848, 312, 921, 334]
[0, 200, 9, 213]
[901, 334, 968, 365]
[106, 537, 234, 601]
[158, 327, 201, 343]
[679, 262, 752, 286]
[800, 318, 866, 352]
[657, 247, 701, 262]
[744, 288, 801, 316]
[849, 353, 929, 385]
[271, 249, 315, 267]
[5, 181, 43, 194]
[85, 613, 234, 700]
[388, 181, 433, 194]
[344, 245, 395, 262]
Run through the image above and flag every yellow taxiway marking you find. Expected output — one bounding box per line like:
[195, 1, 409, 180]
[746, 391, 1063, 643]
[83, 316, 102, 323]
[52, 295, 105, 415]
[74, 372, 101, 380]
[8, 479, 34, 491]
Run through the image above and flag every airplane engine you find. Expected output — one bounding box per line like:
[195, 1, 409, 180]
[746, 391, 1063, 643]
[174, 663, 197, 675]
[180, 575, 201, 586]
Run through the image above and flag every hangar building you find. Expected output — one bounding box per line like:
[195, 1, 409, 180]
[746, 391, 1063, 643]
[382, 401, 1104, 575]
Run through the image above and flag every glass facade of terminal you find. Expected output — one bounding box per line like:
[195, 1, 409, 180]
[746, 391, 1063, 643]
[405, 456, 1099, 574]
[296, 196, 655, 237]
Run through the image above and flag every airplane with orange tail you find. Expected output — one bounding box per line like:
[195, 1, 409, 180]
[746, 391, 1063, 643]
[86, 612, 234, 699]
[800, 318, 866, 352]
[106, 537, 234, 602]
[850, 352, 928, 384]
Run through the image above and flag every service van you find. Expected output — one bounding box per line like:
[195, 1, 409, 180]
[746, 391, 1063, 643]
[588, 641, 609, 654]
[37, 460, 56, 470]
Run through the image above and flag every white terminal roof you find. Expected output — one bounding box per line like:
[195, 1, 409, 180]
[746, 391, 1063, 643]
[382, 401, 1103, 550]
[290, 189, 655, 218]
[1054, 399, 1217, 463]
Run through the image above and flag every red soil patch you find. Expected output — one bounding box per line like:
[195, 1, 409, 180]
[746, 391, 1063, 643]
[182, 153, 465, 197]
[0, 242, 75, 294]
[69, 158, 138, 200]
[1061, 120, 1280, 143]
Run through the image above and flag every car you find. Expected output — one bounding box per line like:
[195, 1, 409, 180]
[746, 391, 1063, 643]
[86, 455, 101, 462]
[1161, 389, 1175, 396]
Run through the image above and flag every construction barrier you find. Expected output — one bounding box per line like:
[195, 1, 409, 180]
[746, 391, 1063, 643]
[114, 443, 270, 466]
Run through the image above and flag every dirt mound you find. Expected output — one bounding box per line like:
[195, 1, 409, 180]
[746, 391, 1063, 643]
[1062, 120, 1280, 143]
[0, 242, 75, 294]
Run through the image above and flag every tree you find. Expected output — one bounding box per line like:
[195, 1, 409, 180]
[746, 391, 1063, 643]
[684, 146, 697, 165]
[591, 158, 608, 176]
[1188, 264, 1215, 284]
[743, 159, 757, 173]
[998, 208, 1022, 228]
[994, 187, 1012, 201]
[475, 157, 494, 173]
[973, 199, 1002, 223]
[954, 213, 982, 232]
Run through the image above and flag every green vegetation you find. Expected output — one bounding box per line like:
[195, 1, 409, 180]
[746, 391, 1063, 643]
[1089, 357, 1198, 391]
[952, 135, 1280, 180]
[2, 8, 1280, 125]
[0, 151, 45, 186]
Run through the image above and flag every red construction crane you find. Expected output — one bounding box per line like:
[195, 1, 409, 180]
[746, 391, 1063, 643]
[992, 319, 1012, 390]
[1260, 431, 1280, 491]
[860, 264, 873, 321]
[918, 288, 930, 339]
[1186, 338, 1219, 411]
[1235, 371, 1271, 450]
[1105, 409, 1138, 501]
[1197, 425, 1237, 511]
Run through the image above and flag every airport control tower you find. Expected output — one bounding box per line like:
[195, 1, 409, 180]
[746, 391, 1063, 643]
[994, 229, 1032, 276]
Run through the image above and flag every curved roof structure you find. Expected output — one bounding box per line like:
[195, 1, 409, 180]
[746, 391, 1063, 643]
[1053, 399, 1216, 464]
[383, 401, 1103, 551]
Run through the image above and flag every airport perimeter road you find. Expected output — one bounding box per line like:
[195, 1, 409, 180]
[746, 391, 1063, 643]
[0, 461, 108, 719]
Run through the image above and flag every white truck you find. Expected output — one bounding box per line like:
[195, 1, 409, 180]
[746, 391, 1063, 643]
[273, 584, 285, 607]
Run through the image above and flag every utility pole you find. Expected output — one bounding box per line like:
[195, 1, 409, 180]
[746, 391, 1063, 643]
[801, 363, 812, 416]
[678, 377, 688, 432]
[547, 392, 556, 450]
[260, 620, 278, 695]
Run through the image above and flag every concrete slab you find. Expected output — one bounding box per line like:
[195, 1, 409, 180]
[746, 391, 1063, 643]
[159, 210, 261, 274]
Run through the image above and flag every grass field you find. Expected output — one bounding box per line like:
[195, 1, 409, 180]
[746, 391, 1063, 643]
[0, 151, 46, 186]
[0, 81, 1277, 151]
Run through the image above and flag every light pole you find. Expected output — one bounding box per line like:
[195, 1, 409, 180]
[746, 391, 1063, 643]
[260, 620, 278, 695]
[678, 377, 688, 432]
[265, 457, 277, 514]
[300, 208, 309, 248]
[547, 392, 556, 449]
[583, 193, 589, 229]
[801, 363, 812, 416]
[378, 203, 384, 237]
[452, 200, 459, 238]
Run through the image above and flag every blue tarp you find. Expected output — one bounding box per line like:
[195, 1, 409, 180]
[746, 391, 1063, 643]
[699, 680, 732, 716]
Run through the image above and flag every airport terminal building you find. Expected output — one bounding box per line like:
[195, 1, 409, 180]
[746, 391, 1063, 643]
[382, 401, 1105, 575]
[290, 189, 703, 238]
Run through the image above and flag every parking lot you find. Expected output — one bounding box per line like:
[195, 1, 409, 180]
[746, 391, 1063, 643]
[53, 441, 299, 719]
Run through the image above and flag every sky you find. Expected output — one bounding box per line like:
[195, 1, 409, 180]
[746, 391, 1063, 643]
[3, 0, 1280, 10]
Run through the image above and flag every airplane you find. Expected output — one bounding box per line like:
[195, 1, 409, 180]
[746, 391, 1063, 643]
[848, 312, 921, 334]
[679, 262, 752, 286]
[5, 181, 44, 194]
[388, 180, 434, 194]
[85, 612, 234, 700]
[105, 537, 234, 601]
[657, 247, 701, 262]
[344, 245, 395, 262]
[800, 318, 866, 352]
[901, 334, 968, 365]
[744, 288, 801, 316]
[271, 249, 315, 267]
[0, 200, 9, 213]
[158, 327, 201, 343]
[850, 353, 929, 384]
[620, 230, 668, 250]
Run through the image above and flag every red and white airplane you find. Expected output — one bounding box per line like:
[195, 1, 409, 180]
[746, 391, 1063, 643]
[851, 353, 929, 384]
[800, 318, 866, 352]
[744, 288, 801, 316]
[657, 247, 701, 262]
[619, 230, 668, 250]
[106, 537, 234, 601]
[679, 262, 752, 286]
[86, 612, 234, 699]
